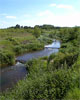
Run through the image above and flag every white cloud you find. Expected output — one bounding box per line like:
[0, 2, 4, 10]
[57, 4, 73, 9]
[49, 3, 73, 9]
[6, 16, 16, 19]
[36, 10, 80, 27]
[37, 10, 54, 17]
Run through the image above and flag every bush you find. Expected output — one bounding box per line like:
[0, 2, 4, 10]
[64, 88, 80, 100]
[0, 50, 15, 67]
[25, 43, 44, 51]
[6, 37, 19, 45]
[14, 45, 23, 55]
[48, 52, 78, 70]
[33, 27, 41, 38]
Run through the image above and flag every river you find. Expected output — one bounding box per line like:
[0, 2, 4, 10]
[0, 40, 60, 92]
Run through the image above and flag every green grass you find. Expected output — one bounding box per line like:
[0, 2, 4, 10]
[64, 88, 80, 100]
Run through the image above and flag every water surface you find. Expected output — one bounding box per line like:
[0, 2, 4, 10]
[16, 41, 60, 62]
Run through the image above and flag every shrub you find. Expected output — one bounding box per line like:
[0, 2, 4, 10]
[48, 52, 78, 70]
[33, 27, 41, 38]
[25, 43, 44, 51]
[14, 45, 23, 55]
[64, 88, 80, 100]
[0, 50, 15, 67]
[6, 37, 19, 45]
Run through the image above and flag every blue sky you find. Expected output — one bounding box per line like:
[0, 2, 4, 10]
[0, 0, 80, 28]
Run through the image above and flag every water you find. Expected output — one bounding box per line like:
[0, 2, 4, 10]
[0, 41, 60, 92]
[0, 63, 27, 92]
[16, 41, 60, 62]
[16, 48, 59, 63]
[45, 40, 60, 48]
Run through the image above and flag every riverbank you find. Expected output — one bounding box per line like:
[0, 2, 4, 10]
[0, 38, 45, 68]
[0, 41, 60, 92]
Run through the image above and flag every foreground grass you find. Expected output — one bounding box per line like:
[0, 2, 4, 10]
[63, 88, 80, 100]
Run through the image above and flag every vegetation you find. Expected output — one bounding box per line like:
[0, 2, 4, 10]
[63, 88, 80, 100]
[0, 27, 44, 67]
[0, 24, 80, 100]
[33, 26, 41, 38]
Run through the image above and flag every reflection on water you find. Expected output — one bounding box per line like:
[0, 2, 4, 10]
[17, 41, 60, 62]
[0, 64, 27, 92]
[16, 48, 59, 63]
[45, 40, 60, 48]
[0, 41, 60, 92]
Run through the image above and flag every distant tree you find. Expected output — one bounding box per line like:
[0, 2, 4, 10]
[15, 24, 20, 28]
[34, 25, 40, 28]
[24, 26, 28, 29]
[41, 24, 54, 29]
[21, 26, 23, 28]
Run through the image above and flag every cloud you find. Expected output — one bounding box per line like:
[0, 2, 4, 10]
[37, 10, 54, 17]
[49, 3, 73, 9]
[36, 10, 80, 27]
[57, 4, 73, 9]
[6, 16, 16, 19]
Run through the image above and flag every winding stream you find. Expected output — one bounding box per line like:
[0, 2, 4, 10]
[0, 40, 60, 92]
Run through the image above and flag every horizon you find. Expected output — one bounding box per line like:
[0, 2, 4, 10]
[0, 0, 80, 28]
[0, 24, 79, 29]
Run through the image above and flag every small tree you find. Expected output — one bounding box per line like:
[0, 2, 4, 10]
[33, 26, 41, 38]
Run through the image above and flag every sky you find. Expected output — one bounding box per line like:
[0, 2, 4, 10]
[0, 0, 80, 28]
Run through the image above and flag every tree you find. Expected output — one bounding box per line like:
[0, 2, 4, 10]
[33, 26, 41, 38]
[15, 24, 20, 28]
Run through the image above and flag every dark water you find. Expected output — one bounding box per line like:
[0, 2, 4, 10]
[16, 48, 59, 63]
[0, 41, 60, 92]
[0, 63, 27, 92]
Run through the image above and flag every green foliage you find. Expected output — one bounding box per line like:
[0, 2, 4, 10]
[33, 26, 41, 38]
[38, 34, 52, 44]
[64, 88, 80, 100]
[48, 52, 78, 70]
[14, 45, 24, 55]
[25, 42, 44, 51]
[0, 28, 44, 67]
[0, 50, 15, 67]
[6, 37, 19, 45]
[40, 24, 54, 30]
[47, 53, 56, 64]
